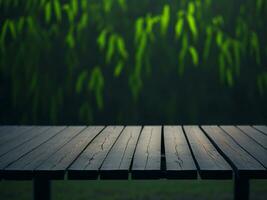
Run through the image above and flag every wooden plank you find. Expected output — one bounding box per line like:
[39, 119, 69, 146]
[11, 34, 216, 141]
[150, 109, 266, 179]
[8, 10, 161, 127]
[220, 126, 267, 168]
[0, 126, 50, 157]
[237, 126, 267, 149]
[0, 126, 33, 145]
[163, 126, 197, 179]
[0, 126, 18, 139]
[0, 126, 66, 170]
[3, 126, 85, 179]
[68, 126, 124, 180]
[131, 126, 161, 179]
[37, 126, 104, 179]
[0, 126, 7, 131]
[202, 126, 266, 178]
[184, 126, 232, 179]
[253, 125, 267, 135]
[0, 126, 14, 134]
[100, 126, 142, 179]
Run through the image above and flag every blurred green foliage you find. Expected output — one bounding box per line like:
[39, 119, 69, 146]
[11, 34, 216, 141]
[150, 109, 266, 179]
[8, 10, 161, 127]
[0, 0, 267, 124]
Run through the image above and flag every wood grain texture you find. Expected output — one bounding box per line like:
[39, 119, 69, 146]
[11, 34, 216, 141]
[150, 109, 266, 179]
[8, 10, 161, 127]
[37, 126, 104, 179]
[0, 126, 50, 157]
[100, 126, 142, 179]
[1, 125, 267, 180]
[237, 126, 267, 149]
[253, 126, 267, 135]
[202, 126, 266, 178]
[0, 126, 17, 137]
[221, 126, 267, 168]
[68, 126, 124, 180]
[0, 126, 66, 170]
[164, 126, 197, 179]
[184, 126, 232, 179]
[0, 126, 33, 145]
[131, 126, 161, 179]
[4, 126, 85, 179]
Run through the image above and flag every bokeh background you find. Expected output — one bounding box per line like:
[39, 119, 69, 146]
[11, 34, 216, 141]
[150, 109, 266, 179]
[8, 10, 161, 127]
[0, 0, 267, 124]
[0, 0, 267, 199]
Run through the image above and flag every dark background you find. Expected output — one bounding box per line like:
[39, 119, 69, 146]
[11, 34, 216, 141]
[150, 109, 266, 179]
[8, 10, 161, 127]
[0, 0, 266, 125]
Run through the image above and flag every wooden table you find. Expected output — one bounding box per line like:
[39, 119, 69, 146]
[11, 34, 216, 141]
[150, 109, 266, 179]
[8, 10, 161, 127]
[0, 125, 266, 200]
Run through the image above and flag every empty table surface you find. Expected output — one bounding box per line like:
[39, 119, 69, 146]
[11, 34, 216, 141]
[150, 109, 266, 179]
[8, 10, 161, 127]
[0, 125, 266, 180]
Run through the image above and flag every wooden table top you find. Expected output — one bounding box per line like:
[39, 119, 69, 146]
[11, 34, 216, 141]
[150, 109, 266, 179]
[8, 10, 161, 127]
[0, 125, 266, 180]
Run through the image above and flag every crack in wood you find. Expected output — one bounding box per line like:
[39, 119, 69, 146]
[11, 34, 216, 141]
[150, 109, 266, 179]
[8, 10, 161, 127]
[144, 128, 153, 169]
[83, 134, 110, 170]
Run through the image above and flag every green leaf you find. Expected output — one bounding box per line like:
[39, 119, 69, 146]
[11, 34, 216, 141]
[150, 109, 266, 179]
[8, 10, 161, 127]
[216, 31, 223, 47]
[135, 18, 144, 43]
[89, 67, 104, 109]
[63, 4, 74, 23]
[27, 16, 35, 33]
[187, 15, 197, 39]
[251, 32, 261, 65]
[97, 29, 108, 50]
[114, 61, 124, 77]
[76, 70, 88, 93]
[45, 1, 52, 23]
[175, 18, 183, 39]
[71, 0, 78, 16]
[66, 30, 75, 48]
[117, 37, 128, 59]
[222, 40, 233, 66]
[106, 34, 116, 63]
[135, 33, 147, 72]
[54, 0, 62, 22]
[189, 46, 199, 66]
[188, 2, 195, 15]
[77, 13, 88, 32]
[118, 0, 127, 10]
[81, 0, 88, 10]
[8, 21, 16, 39]
[203, 26, 213, 60]
[104, 0, 112, 13]
[161, 4, 170, 35]
[1, 20, 9, 42]
[212, 16, 224, 26]
[17, 17, 25, 33]
[178, 35, 188, 75]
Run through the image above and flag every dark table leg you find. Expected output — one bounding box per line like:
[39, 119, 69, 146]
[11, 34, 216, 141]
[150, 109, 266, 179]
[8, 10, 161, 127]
[33, 178, 51, 200]
[234, 175, 249, 200]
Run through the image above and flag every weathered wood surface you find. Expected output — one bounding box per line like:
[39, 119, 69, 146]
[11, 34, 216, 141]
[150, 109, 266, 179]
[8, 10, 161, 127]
[100, 126, 142, 179]
[202, 126, 266, 178]
[237, 126, 267, 149]
[68, 126, 124, 179]
[253, 126, 267, 135]
[37, 126, 104, 179]
[0, 126, 50, 157]
[4, 126, 85, 179]
[220, 126, 267, 168]
[0, 126, 33, 145]
[0, 125, 266, 180]
[184, 126, 232, 179]
[0, 126, 66, 170]
[131, 126, 162, 179]
[164, 126, 197, 179]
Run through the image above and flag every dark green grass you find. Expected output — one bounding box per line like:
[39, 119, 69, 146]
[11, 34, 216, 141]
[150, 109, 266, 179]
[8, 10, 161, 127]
[0, 180, 267, 200]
